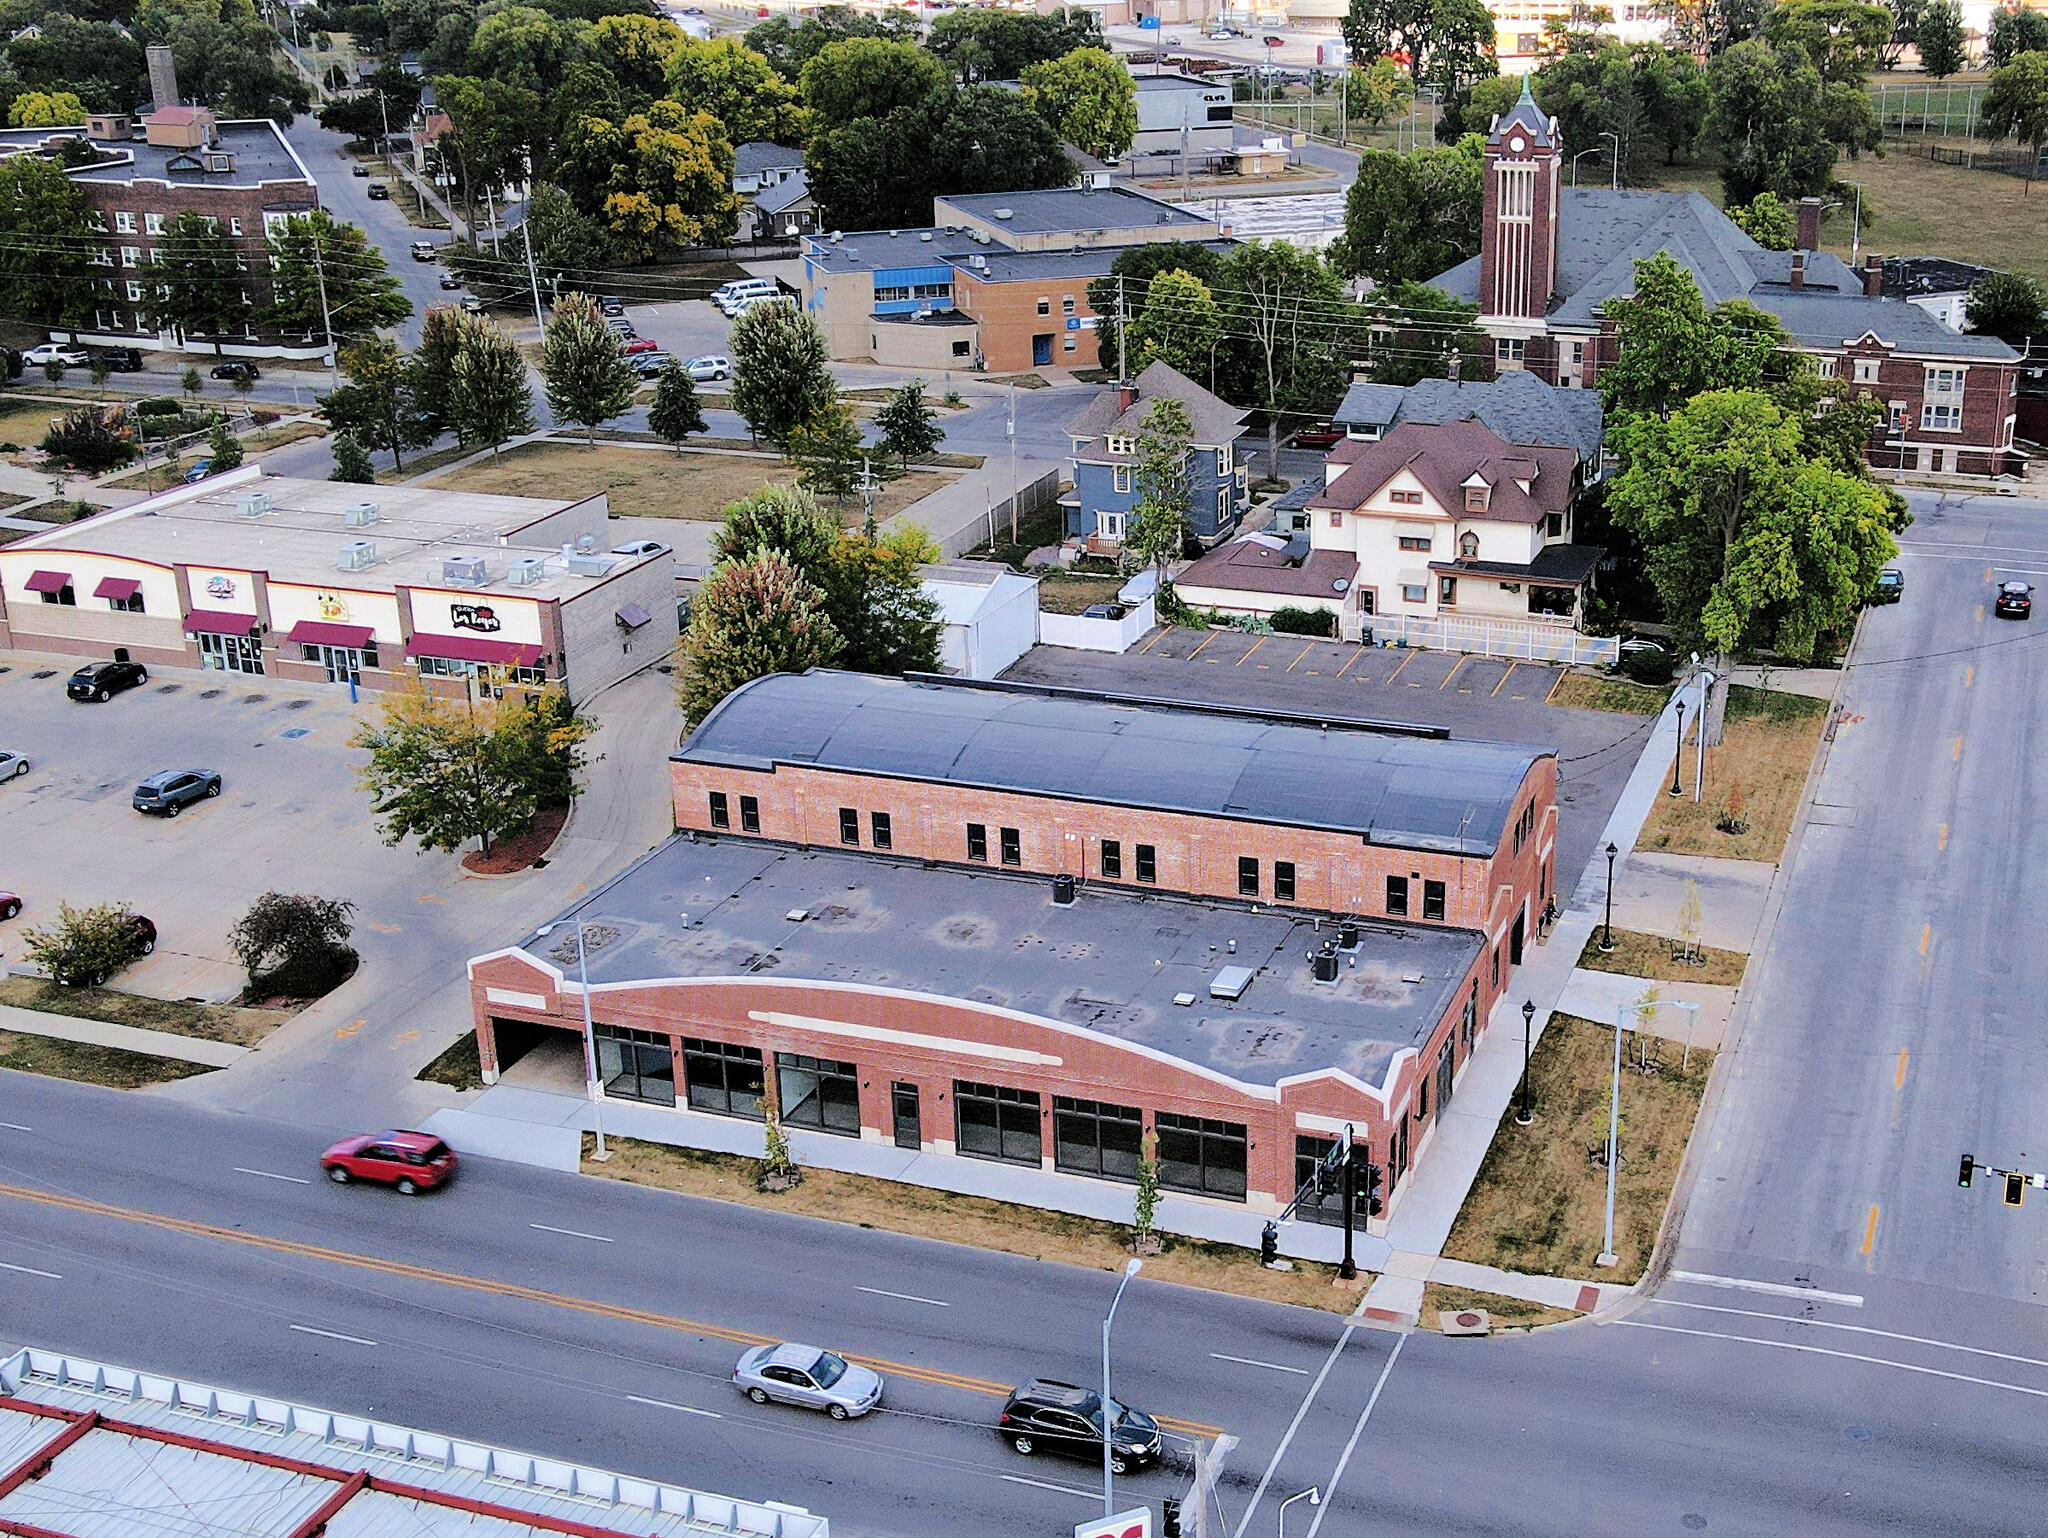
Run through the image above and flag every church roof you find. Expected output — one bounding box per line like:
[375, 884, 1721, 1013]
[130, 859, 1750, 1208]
[1489, 75, 1554, 150]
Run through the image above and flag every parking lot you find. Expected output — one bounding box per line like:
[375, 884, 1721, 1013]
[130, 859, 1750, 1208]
[1004, 627, 1660, 884]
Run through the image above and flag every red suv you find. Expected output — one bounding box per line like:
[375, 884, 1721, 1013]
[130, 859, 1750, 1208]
[321, 1131, 458, 1194]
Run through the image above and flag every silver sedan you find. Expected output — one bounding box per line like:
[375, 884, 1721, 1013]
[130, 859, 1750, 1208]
[733, 1342, 884, 1420]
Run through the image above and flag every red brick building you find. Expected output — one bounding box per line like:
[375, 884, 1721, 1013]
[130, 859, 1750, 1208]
[466, 673, 1559, 1252]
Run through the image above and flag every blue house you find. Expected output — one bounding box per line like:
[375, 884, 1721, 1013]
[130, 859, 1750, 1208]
[1061, 361, 1250, 554]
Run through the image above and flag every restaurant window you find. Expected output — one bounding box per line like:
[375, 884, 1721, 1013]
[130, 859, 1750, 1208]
[110, 591, 145, 613]
[1135, 843, 1156, 883]
[967, 822, 988, 861]
[1053, 1096, 1142, 1182]
[739, 795, 760, 833]
[839, 807, 860, 845]
[40, 583, 75, 607]
[1156, 1112, 1247, 1202]
[708, 791, 730, 829]
[1294, 1135, 1350, 1227]
[1274, 861, 1296, 901]
[777, 1053, 860, 1137]
[1386, 875, 1409, 916]
[1238, 856, 1259, 897]
[1101, 839, 1122, 879]
[955, 1080, 1041, 1166]
[596, 1024, 675, 1107]
[683, 1037, 763, 1118]
[871, 810, 892, 850]
[1000, 826, 1021, 866]
[1423, 880, 1446, 920]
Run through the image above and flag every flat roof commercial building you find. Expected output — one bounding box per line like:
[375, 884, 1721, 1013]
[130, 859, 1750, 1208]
[0, 467, 675, 702]
[467, 673, 1559, 1250]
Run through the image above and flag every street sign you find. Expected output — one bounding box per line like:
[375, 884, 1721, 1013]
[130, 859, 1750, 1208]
[1075, 1508, 1151, 1538]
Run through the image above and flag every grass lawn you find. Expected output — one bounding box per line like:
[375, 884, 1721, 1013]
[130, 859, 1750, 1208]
[246, 420, 328, 453]
[417, 1031, 485, 1092]
[1443, 1014, 1715, 1284]
[1421, 1282, 1581, 1332]
[434, 442, 953, 523]
[970, 498, 1067, 568]
[1037, 571, 1127, 615]
[0, 977, 290, 1048]
[377, 440, 478, 485]
[584, 1134, 1363, 1315]
[1577, 926, 1750, 989]
[0, 399, 65, 449]
[1637, 686, 1828, 864]
[0, 1030, 214, 1088]
[1548, 671, 1672, 715]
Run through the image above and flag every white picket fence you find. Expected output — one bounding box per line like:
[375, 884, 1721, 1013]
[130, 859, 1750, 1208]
[1362, 612, 1620, 666]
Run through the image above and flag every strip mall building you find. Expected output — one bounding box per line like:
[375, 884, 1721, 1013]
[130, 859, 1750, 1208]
[467, 673, 1558, 1247]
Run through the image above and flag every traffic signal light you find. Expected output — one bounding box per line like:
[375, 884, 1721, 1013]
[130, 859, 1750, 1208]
[1260, 1222, 1279, 1267]
[2005, 1172, 2026, 1207]
[1959, 1153, 1975, 1188]
[1362, 1161, 1385, 1218]
[1162, 1497, 1184, 1538]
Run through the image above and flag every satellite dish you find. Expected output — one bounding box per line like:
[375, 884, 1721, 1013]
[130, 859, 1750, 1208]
[1333, 578, 1350, 592]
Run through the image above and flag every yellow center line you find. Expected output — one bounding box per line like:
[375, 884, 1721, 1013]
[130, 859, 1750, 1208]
[1895, 1049, 1909, 1090]
[1235, 636, 1268, 667]
[1964, 665, 1974, 689]
[1860, 1204, 1881, 1257]
[1938, 823, 1948, 851]
[1920, 923, 1932, 956]
[1284, 643, 1316, 672]
[1953, 737, 1963, 762]
[0, 1181, 1225, 1438]
[1976, 605, 1985, 624]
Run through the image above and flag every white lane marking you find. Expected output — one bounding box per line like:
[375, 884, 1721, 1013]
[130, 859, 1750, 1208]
[1669, 1270, 1863, 1307]
[235, 1167, 312, 1185]
[1615, 1321, 2048, 1399]
[289, 1324, 378, 1347]
[1303, 1333, 1408, 1538]
[627, 1395, 722, 1418]
[0, 1122, 31, 1132]
[0, 1261, 62, 1279]
[1648, 1299, 2048, 1373]
[1231, 1324, 1357, 1538]
[1210, 1352, 1310, 1376]
[1000, 1474, 1096, 1500]
[530, 1223, 613, 1243]
[856, 1286, 950, 1307]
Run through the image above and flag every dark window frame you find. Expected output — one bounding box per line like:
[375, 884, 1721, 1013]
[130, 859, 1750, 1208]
[777, 1052, 861, 1137]
[1101, 839, 1122, 879]
[838, 807, 860, 845]
[1135, 843, 1157, 884]
[1238, 856, 1259, 897]
[1423, 879, 1446, 921]
[1053, 1096, 1143, 1184]
[708, 790, 730, 829]
[1274, 860, 1296, 902]
[683, 1036, 764, 1120]
[966, 822, 988, 861]
[1294, 1134, 1350, 1227]
[871, 810, 892, 850]
[739, 794, 760, 833]
[999, 826, 1021, 867]
[1386, 875, 1409, 916]
[596, 1022, 675, 1107]
[1155, 1111, 1248, 1202]
[955, 1079, 1042, 1166]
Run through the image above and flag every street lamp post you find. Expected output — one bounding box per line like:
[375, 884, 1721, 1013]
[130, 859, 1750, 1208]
[1601, 841, 1618, 953]
[1597, 1000, 1624, 1268]
[1692, 657, 1714, 803]
[1570, 146, 1603, 189]
[1517, 998, 1536, 1126]
[1280, 1486, 1322, 1538]
[535, 920, 608, 1161]
[1101, 1257, 1142, 1519]
[1669, 696, 1687, 796]
[1600, 131, 1621, 189]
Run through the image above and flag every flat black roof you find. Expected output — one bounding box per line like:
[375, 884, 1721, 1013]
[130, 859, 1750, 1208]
[678, 672, 1549, 857]
[506, 837, 1481, 1091]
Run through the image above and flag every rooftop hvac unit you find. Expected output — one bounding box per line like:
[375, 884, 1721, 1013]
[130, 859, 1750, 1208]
[575, 532, 598, 553]
[993, 208, 1013, 220]
[442, 555, 489, 586]
[337, 540, 376, 571]
[566, 553, 616, 577]
[507, 556, 546, 587]
[342, 501, 379, 528]
[919, 231, 933, 242]
[235, 492, 272, 519]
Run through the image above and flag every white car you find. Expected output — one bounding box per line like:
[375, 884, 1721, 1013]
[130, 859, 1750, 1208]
[23, 343, 89, 368]
[1206, 27, 1236, 38]
[724, 294, 787, 318]
[685, 354, 731, 382]
[610, 539, 671, 557]
[0, 749, 27, 780]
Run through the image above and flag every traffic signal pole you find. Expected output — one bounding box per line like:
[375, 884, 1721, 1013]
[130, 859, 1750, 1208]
[1338, 1153, 1358, 1281]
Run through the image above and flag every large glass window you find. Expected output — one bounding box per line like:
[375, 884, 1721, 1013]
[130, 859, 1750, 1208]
[839, 808, 860, 845]
[1135, 844, 1156, 883]
[708, 791, 729, 829]
[684, 1036, 763, 1119]
[1054, 1097, 1142, 1182]
[955, 1080, 1041, 1166]
[1274, 861, 1296, 902]
[740, 795, 760, 833]
[778, 1053, 860, 1137]
[871, 811, 892, 850]
[1294, 1135, 1351, 1228]
[596, 1024, 674, 1106]
[1238, 856, 1259, 897]
[1423, 880, 1446, 920]
[1156, 1113, 1247, 1201]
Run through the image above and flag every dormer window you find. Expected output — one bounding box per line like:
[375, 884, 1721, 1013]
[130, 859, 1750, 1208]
[1459, 532, 1480, 559]
[1106, 435, 1134, 455]
[1464, 485, 1490, 513]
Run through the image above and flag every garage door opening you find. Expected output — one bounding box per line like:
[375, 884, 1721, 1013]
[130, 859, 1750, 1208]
[491, 1015, 580, 1079]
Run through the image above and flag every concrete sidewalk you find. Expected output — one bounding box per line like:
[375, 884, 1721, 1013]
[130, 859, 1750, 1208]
[0, 1001, 249, 1067]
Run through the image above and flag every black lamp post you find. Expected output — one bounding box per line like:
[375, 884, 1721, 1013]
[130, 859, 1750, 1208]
[1517, 998, 1536, 1126]
[1669, 697, 1687, 796]
[1601, 841, 1618, 953]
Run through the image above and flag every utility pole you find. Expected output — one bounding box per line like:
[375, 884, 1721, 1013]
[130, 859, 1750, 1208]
[311, 245, 337, 383]
[1181, 117, 1191, 203]
[520, 214, 545, 333]
[1007, 384, 1018, 544]
[1116, 273, 1128, 386]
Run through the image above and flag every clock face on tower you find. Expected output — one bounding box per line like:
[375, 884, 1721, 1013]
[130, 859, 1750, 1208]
[1509, 134, 1527, 153]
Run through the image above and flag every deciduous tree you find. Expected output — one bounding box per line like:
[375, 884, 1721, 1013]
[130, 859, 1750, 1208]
[329, 431, 375, 483]
[1914, 0, 1966, 77]
[1021, 46, 1137, 160]
[205, 416, 243, 472]
[138, 209, 247, 356]
[449, 316, 535, 453]
[586, 13, 687, 108]
[320, 339, 436, 470]
[264, 210, 412, 347]
[875, 378, 943, 468]
[1345, 57, 1415, 127]
[0, 153, 95, 325]
[1598, 253, 1786, 419]
[1334, 134, 1482, 284]
[1761, 0, 1893, 82]
[1981, 49, 2048, 179]
[1216, 242, 1351, 472]
[1988, 5, 2048, 68]
[1087, 242, 1224, 379]
[788, 399, 867, 500]
[429, 74, 540, 238]
[649, 358, 709, 452]
[21, 901, 148, 989]
[1706, 39, 1839, 209]
[1368, 281, 1489, 386]
[926, 7, 1103, 83]
[665, 35, 805, 143]
[1727, 190, 1796, 248]
[799, 35, 947, 129]
[1964, 270, 2047, 341]
[7, 88, 82, 125]
[728, 297, 837, 447]
[1126, 268, 1222, 387]
[679, 549, 842, 725]
[227, 892, 357, 997]
[557, 100, 740, 261]
[541, 290, 637, 445]
[1126, 396, 1193, 582]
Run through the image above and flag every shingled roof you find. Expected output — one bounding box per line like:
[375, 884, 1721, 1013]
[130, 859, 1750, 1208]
[1312, 420, 1578, 525]
[1066, 360, 1249, 456]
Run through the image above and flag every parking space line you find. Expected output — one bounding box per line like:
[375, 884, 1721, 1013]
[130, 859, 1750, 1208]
[1185, 631, 1220, 663]
[1439, 656, 1469, 691]
[1492, 662, 1522, 698]
[1385, 650, 1417, 685]
[1332, 648, 1363, 681]
[1236, 636, 1268, 666]
[1285, 644, 1316, 672]
[1543, 669, 1566, 706]
[1136, 628, 1169, 655]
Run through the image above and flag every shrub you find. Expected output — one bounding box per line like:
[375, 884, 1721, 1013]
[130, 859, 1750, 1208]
[228, 892, 358, 1000]
[21, 901, 144, 988]
[40, 407, 134, 473]
[1620, 646, 1676, 685]
[137, 397, 184, 416]
[1268, 605, 1337, 637]
[251, 408, 280, 426]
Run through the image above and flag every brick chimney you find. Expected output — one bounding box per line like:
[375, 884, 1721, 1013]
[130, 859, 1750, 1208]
[146, 44, 178, 110]
[1790, 250, 1805, 292]
[1863, 253, 1884, 298]
[1117, 384, 1136, 413]
[1795, 196, 1822, 253]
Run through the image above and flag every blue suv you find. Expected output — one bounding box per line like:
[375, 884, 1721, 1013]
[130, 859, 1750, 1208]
[133, 769, 222, 817]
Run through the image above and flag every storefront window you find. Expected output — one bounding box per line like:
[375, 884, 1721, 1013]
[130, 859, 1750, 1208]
[595, 1023, 674, 1106]
[777, 1053, 860, 1137]
[955, 1080, 1041, 1166]
[1156, 1112, 1247, 1201]
[683, 1036, 763, 1118]
[1053, 1097, 1142, 1182]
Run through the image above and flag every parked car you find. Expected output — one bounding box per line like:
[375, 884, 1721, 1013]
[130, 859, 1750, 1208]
[631, 351, 672, 377]
[0, 749, 28, 780]
[1206, 26, 1236, 37]
[685, 354, 732, 382]
[733, 1343, 883, 1420]
[367, 181, 391, 200]
[411, 240, 436, 262]
[89, 347, 143, 372]
[1871, 568, 1905, 604]
[600, 295, 626, 317]
[605, 317, 636, 337]
[1995, 580, 2033, 619]
[67, 659, 148, 701]
[438, 272, 463, 289]
[321, 1130, 458, 1193]
[460, 296, 485, 315]
[211, 361, 259, 382]
[0, 890, 20, 922]
[611, 539, 670, 556]
[182, 457, 214, 483]
[132, 768, 222, 816]
[998, 1380, 1162, 1475]
[1291, 422, 1343, 449]
[23, 343, 89, 368]
[351, 162, 371, 177]
[621, 336, 660, 355]
[1262, 32, 1285, 45]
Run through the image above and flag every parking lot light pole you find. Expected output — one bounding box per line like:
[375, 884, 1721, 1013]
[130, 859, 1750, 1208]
[1280, 1487, 1321, 1538]
[1102, 1257, 1142, 1518]
[1517, 999, 1536, 1126]
[536, 920, 607, 1162]
[1602, 842, 1618, 953]
[1669, 696, 1687, 796]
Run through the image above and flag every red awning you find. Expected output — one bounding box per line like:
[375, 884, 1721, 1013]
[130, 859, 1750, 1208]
[24, 569, 71, 594]
[287, 619, 375, 648]
[93, 576, 141, 601]
[183, 610, 259, 636]
[405, 634, 542, 667]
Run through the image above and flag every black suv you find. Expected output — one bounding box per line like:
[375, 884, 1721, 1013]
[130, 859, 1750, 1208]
[67, 659, 148, 701]
[998, 1380, 1162, 1474]
[90, 346, 143, 372]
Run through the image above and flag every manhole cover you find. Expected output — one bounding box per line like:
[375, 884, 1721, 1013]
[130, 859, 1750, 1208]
[31, 670, 57, 679]
[286, 698, 313, 710]
[155, 683, 181, 694]
[199, 689, 225, 699]
[1455, 1311, 1483, 1328]
[239, 693, 267, 705]
[279, 727, 311, 739]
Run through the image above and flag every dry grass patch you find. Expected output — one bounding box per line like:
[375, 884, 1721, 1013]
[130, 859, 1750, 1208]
[417, 1031, 485, 1092]
[1577, 927, 1750, 989]
[1637, 686, 1827, 864]
[1443, 1015, 1714, 1284]
[434, 442, 953, 523]
[0, 399, 66, 448]
[0, 1029, 215, 1088]
[585, 1134, 1360, 1314]
[1548, 671, 1672, 715]
[1421, 1282, 1580, 1332]
[1037, 572, 1128, 615]
[0, 977, 291, 1047]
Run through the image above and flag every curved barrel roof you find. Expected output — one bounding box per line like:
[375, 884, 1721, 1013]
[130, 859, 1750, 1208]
[677, 672, 1550, 857]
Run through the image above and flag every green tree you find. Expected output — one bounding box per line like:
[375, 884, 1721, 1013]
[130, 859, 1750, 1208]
[264, 210, 412, 347]
[823, 521, 943, 675]
[1334, 134, 1483, 284]
[320, 339, 435, 471]
[557, 100, 740, 262]
[586, 13, 688, 108]
[1216, 242, 1351, 472]
[430, 74, 541, 238]
[1706, 39, 1840, 209]
[1762, 0, 1893, 81]
[1880, 0, 1927, 67]
[1341, 0, 1498, 113]
[1727, 190, 1797, 248]
[449, 317, 535, 454]
[925, 8, 1104, 82]
[1634, 44, 1713, 166]
[1981, 49, 2048, 179]
[138, 210, 246, 356]
[932, 83, 1076, 195]
[1988, 6, 2048, 68]
[206, 416, 244, 472]
[712, 483, 840, 571]
[679, 549, 842, 726]
[1086, 242, 1224, 379]
[0, 155, 96, 326]
[1021, 46, 1138, 160]
[465, 4, 583, 101]
[316, 57, 420, 142]
[729, 297, 837, 448]
[649, 359, 710, 453]
[1964, 270, 2048, 341]
[1599, 253, 1787, 420]
[180, 366, 203, 402]
[227, 892, 357, 997]
[541, 291, 637, 446]
[875, 378, 944, 468]
[788, 399, 867, 500]
[7, 88, 83, 125]
[1914, 0, 1966, 76]
[1126, 396, 1193, 582]
[21, 901, 149, 989]
[329, 431, 375, 483]
[1369, 281, 1489, 386]
[665, 35, 805, 143]
[410, 303, 464, 440]
[519, 182, 615, 289]
[1126, 268, 1223, 387]
[748, 5, 922, 79]
[799, 35, 947, 129]
[1346, 57, 1416, 127]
